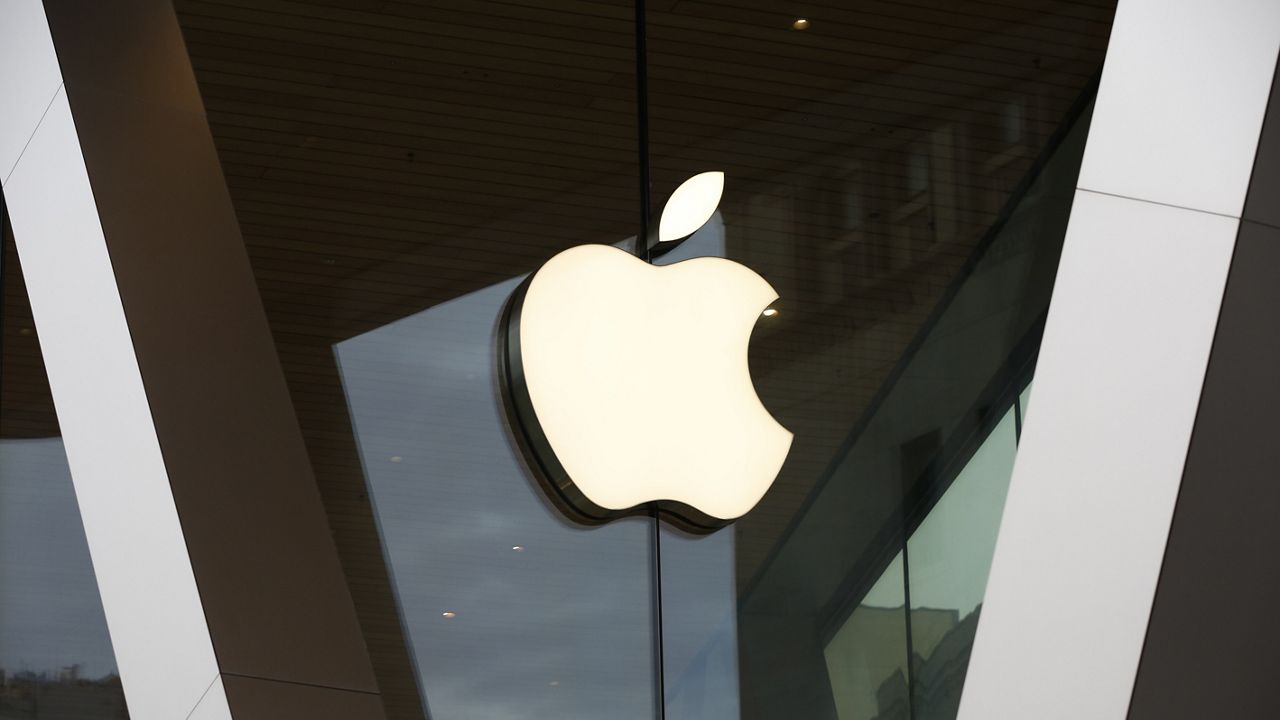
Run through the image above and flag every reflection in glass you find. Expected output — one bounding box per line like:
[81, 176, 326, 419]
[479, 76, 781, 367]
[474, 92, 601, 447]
[0, 212, 128, 718]
[0, 440, 127, 720]
[336, 274, 656, 720]
[907, 408, 1019, 718]
[820, 401, 1023, 720]
[823, 552, 909, 720]
[171, 1, 1119, 718]
[173, 2, 646, 714]
[646, 3, 1111, 718]
[659, 526, 740, 720]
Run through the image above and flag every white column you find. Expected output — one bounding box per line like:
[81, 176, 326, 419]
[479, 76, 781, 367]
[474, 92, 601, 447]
[1, 1, 385, 718]
[959, 1, 1280, 718]
[0, 4, 225, 719]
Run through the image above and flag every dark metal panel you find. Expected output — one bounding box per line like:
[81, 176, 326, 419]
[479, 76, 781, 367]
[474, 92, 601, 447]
[1129, 220, 1280, 719]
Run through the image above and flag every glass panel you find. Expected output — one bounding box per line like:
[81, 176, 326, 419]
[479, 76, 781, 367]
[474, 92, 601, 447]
[907, 407, 1018, 718]
[644, 3, 1112, 719]
[336, 273, 656, 720]
[174, 2, 653, 717]
[172, 2, 1117, 719]
[0, 209, 128, 718]
[823, 551, 909, 720]
[657, 526, 740, 720]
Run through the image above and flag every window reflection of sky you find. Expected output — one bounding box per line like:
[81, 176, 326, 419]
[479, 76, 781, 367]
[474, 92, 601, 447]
[336, 218, 742, 719]
[338, 272, 655, 719]
[0, 437, 119, 680]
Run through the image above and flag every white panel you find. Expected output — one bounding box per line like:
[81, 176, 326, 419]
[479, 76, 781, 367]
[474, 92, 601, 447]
[3, 92, 224, 720]
[957, 190, 1237, 720]
[0, 0, 63, 184]
[188, 676, 234, 720]
[1077, 0, 1280, 217]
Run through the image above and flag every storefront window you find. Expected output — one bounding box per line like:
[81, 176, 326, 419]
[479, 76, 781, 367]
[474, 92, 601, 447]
[172, 1, 1117, 718]
[335, 274, 657, 719]
[645, 4, 1103, 717]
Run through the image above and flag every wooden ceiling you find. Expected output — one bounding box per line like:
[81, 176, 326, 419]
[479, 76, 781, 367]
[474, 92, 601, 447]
[3, 1, 1115, 717]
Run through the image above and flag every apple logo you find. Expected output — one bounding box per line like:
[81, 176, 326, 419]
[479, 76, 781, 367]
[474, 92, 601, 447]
[500, 172, 793, 533]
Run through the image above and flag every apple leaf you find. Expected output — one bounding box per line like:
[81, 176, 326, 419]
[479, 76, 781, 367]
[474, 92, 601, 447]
[658, 171, 724, 243]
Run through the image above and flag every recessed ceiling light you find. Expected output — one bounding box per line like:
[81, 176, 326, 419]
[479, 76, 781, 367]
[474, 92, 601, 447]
[792, 18, 810, 30]
[441, 611, 457, 618]
[512, 545, 524, 552]
[762, 308, 779, 317]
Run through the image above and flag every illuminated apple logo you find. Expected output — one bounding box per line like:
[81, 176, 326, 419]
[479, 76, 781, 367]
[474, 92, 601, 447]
[500, 172, 793, 532]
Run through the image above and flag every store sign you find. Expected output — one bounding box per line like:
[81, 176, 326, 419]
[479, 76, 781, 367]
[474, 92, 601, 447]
[500, 173, 793, 532]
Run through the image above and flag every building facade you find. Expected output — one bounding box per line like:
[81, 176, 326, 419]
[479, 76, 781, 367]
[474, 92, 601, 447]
[0, 1, 1277, 718]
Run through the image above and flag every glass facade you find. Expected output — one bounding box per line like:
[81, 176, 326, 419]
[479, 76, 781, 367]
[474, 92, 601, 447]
[0, 2, 1116, 719]
[172, 1, 1113, 717]
[0, 205, 129, 718]
[335, 280, 658, 719]
[167, 1, 1116, 717]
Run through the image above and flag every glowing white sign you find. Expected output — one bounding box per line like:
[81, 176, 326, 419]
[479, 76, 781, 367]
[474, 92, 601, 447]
[502, 173, 792, 531]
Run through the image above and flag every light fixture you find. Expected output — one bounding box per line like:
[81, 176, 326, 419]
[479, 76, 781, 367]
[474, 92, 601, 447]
[792, 18, 810, 30]
[441, 611, 457, 619]
[511, 545, 524, 552]
[762, 308, 779, 317]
